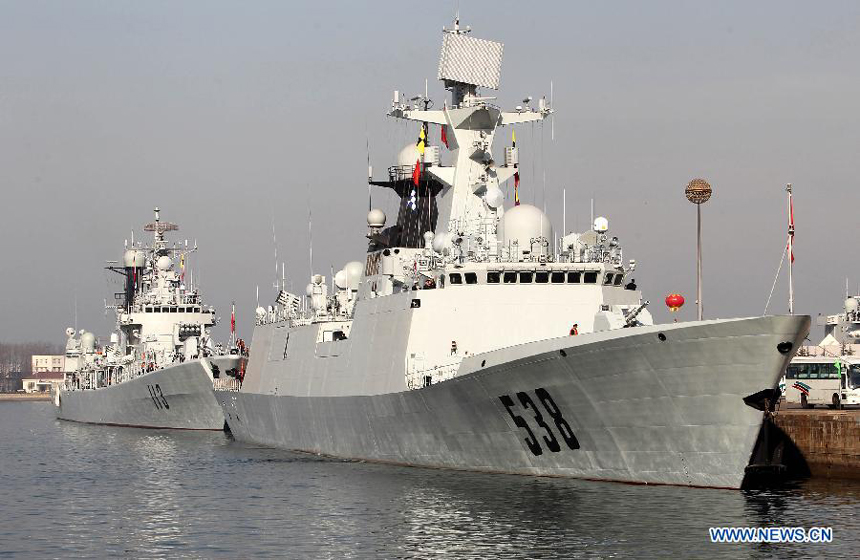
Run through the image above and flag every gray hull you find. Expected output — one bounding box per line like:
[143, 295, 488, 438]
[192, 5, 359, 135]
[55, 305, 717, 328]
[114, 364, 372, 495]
[218, 316, 808, 488]
[57, 356, 241, 430]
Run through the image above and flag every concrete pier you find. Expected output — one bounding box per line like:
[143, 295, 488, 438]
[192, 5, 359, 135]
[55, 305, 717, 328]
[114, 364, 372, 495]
[773, 408, 860, 480]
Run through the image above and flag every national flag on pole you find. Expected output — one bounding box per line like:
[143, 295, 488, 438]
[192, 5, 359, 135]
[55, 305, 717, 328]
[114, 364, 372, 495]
[512, 129, 520, 206]
[412, 158, 421, 186]
[787, 192, 795, 262]
[440, 124, 448, 148]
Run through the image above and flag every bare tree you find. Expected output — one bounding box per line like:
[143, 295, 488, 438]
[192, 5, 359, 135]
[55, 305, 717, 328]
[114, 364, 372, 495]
[0, 341, 64, 392]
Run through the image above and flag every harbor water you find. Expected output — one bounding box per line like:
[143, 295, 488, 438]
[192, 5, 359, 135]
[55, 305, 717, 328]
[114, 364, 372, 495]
[2, 401, 858, 559]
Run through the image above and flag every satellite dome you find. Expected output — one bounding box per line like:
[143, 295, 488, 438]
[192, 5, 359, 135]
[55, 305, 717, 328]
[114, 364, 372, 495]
[397, 144, 421, 168]
[80, 332, 96, 353]
[123, 249, 145, 268]
[498, 204, 554, 258]
[593, 216, 609, 233]
[344, 261, 364, 291]
[485, 186, 504, 209]
[312, 274, 324, 285]
[156, 255, 172, 271]
[65, 327, 75, 337]
[432, 231, 450, 254]
[367, 209, 386, 228]
[334, 269, 348, 290]
[846, 297, 859, 313]
[255, 306, 266, 319]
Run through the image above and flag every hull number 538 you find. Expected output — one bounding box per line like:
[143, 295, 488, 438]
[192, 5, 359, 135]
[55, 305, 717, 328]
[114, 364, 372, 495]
[499, 388, 579, 456]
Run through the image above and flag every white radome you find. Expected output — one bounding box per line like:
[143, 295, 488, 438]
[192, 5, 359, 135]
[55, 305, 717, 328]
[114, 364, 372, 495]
[156, 255, 172, 271]
[397, 144, 420, 167]
[367, 208, 386, 228]
[498, 204, 554, 257]
[485, 186, 504, 209]
[334, 269, 348, 290]
[123, 249, 145, 268]
[344, 261, 364, 291]
[432, 231, 450, 254]
[593, 216, 609, 233]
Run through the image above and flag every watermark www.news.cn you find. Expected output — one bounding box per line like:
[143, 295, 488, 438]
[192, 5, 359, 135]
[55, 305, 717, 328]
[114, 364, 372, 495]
[709, 527, 833, 543]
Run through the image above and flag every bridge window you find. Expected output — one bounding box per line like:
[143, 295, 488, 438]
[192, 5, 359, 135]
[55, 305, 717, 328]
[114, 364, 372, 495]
[449, 273, 462, 285]
[519, 272, 533, 284]
[535, 272, 549, 284]
[551, 272, 565, 283]
[567, 272, 581, 284]
[584, 272, 598, 284]
[614, 274, 624, 286]
[487, 272, 500, 284]
[465, 272, 478, 285]
[504, 272, 517, 284]
[604, 273, 614, 285]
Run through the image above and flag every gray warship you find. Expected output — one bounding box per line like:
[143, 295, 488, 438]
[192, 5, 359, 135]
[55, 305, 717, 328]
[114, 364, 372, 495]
[217, 20, 809, 488]
[55, 208, 245, 430]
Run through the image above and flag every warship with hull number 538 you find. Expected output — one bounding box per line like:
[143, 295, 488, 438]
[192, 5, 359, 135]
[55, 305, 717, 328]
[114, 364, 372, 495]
[218, 20, 809, 488]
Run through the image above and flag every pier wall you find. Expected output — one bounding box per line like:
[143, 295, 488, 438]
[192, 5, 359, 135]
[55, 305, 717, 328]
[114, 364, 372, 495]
[774, 409, 860, 480]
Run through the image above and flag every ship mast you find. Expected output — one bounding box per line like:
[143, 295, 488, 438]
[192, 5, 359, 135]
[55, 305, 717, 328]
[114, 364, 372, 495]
[387, 18, 552, 241]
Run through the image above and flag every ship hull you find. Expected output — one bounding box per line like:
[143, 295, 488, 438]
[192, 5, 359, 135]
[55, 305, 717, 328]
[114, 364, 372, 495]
[218, 316, 808, 488]
[57, 355, 242, 430]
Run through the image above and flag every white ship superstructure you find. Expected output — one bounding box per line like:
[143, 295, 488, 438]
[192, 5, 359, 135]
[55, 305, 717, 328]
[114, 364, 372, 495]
[55, 208, 245, 430]
[218, 20, 810, 488]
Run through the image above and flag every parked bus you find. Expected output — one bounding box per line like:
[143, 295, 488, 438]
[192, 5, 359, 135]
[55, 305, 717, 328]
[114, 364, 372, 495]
[784, 356, 860, 409]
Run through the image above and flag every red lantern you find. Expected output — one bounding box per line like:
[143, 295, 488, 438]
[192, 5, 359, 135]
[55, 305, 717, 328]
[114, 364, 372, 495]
[665, 294, 685, 312]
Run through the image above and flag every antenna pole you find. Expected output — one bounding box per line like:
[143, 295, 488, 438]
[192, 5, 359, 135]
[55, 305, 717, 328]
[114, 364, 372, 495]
[563, 187, 566, 234]
[787, 183, 794, 315]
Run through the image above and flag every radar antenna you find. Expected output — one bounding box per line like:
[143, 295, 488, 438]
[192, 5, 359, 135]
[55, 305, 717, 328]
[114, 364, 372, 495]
[143, 206, 179, 250]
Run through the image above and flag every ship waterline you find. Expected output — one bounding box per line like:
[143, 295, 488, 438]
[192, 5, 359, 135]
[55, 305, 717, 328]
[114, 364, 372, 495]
[58, 355, 242, 430]
[219, 315, 809, 488]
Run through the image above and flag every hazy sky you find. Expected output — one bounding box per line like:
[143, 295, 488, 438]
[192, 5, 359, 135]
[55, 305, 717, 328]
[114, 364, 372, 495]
[1, 1, 858, 343]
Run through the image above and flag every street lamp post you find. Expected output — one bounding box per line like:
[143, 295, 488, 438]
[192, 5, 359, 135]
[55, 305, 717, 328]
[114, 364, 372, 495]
[685, 178, 712, 321]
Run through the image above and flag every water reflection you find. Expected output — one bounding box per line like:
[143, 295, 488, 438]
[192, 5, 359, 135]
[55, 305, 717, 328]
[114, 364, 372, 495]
[3, 402, 859, 559]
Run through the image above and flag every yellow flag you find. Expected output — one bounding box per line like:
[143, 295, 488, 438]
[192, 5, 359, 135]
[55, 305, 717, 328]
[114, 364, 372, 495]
[416, 126, 426, 156]
[512, 129, 516, 145]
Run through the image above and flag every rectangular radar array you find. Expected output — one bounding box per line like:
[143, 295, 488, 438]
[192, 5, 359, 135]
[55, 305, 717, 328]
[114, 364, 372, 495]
[437, 33, 504, 90]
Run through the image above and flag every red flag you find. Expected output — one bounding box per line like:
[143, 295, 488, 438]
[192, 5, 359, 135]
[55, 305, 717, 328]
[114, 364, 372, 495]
[231, 309, 235, 334]
[787, 194, 795, 262]
[412, 158, 421, 186]
[441, 125, 448, 148]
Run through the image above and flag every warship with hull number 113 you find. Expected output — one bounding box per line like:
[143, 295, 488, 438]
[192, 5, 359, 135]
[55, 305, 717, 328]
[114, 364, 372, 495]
[218, 20, 809, 488]
[55, 208, 245, 430]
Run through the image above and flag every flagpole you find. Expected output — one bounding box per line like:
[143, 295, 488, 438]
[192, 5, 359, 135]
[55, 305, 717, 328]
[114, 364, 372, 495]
[787, 183, 794, 315]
